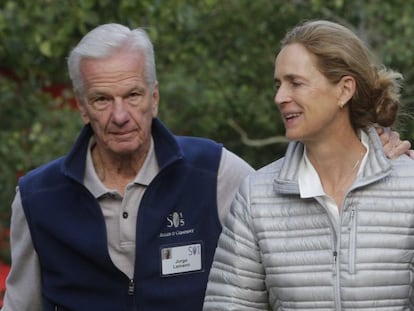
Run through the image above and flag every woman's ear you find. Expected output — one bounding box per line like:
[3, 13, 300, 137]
[339, 75, 356, 104]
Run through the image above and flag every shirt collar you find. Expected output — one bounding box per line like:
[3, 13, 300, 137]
[298, 130, 369, 199]
[84, 136, 159, 198]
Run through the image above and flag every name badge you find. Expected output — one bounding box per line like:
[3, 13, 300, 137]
[161, 242, 203, 276]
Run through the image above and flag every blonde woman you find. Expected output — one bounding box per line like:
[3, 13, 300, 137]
[204, 20, 414, 310]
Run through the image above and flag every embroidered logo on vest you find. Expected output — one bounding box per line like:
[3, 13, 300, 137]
[159, 211, 195, 238]
[167, 212, 185, 228]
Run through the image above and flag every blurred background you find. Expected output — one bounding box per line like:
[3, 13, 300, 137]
[1, 0, 414, 304]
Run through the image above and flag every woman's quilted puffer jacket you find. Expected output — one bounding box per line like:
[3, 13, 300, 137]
[203, 127, 414, 311]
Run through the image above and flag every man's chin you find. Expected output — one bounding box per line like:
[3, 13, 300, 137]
[108, 142, 146, 156]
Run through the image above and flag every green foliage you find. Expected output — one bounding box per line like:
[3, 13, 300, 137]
[1, 0, 414, 263]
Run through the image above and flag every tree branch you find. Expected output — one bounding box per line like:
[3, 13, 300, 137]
[227, 118, 287, 147]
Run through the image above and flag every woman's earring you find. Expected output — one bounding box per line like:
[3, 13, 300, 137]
[339, 100, 346, 109]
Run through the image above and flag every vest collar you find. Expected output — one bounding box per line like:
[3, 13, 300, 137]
[62, 118, 183, 183]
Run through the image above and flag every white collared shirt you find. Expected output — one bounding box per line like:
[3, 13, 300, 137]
[298, 131, 369, 225]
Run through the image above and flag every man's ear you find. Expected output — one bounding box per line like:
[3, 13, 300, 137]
[151, 81, 160, 118]
[76, 99, 90, 124]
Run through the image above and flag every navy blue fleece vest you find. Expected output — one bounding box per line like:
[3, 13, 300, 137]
[19, 119, 222, 311]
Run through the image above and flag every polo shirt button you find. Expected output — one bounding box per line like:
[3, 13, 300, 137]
[122, 212, 129, 219]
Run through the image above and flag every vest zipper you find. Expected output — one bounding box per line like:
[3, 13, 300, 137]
[128, 279, 135, 295]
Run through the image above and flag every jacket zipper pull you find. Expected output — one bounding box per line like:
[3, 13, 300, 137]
[350, 208, 355, 224]
[332, 250, 338, 275]
[128, 279, 135, 296]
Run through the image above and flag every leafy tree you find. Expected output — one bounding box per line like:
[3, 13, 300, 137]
[0, 0, 414, 265]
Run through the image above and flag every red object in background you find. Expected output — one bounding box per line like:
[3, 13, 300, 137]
[0, 261, 10, 307]
[0, 227, 10, 307]
[0, 69, 76, 307]
[42, 83, 77, 109]
[1, 67, 77, 110]
[0, 68, 19, 81]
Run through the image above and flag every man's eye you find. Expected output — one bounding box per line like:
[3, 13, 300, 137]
[127, 92, 143, 106]
[90, 97, 111, 110]
[95, 97, 108, 103]
[129, 92, 140, 98]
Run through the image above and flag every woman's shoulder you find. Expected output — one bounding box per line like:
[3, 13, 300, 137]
[391, 154, 414, 175]
[256, 157, 285, 173]
[243, 157, 286, 187]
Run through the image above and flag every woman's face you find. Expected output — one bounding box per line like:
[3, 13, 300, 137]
[274, 43, 346, 143]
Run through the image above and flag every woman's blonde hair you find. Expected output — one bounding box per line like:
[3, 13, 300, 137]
[281, 20, 403, 128]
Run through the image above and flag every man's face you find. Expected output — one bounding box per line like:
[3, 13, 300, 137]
[77, 49, 159, 158]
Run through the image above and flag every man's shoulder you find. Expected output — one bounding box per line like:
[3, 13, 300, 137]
[176, 135, 221, 149]
[19, 156, 66, 188]
[220, 148, 254, 175]
[176, 136, 223, 171]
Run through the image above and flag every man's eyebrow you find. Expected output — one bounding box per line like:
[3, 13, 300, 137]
[283, 74, 302, 81]
[128, 85, 146, 93]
